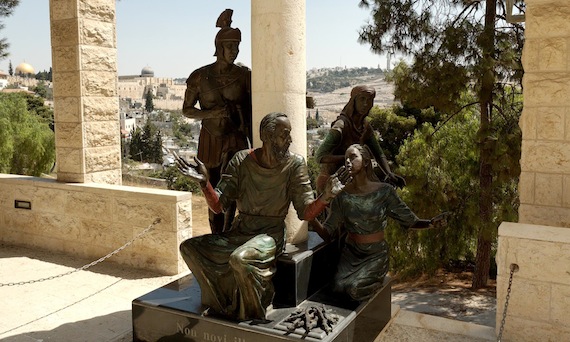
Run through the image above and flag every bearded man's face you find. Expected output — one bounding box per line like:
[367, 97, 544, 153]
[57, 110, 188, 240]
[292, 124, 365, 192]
[271, 117, 292, 163]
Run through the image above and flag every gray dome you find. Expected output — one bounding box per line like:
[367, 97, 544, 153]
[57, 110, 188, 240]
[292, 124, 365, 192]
[141, 66, 154, 77]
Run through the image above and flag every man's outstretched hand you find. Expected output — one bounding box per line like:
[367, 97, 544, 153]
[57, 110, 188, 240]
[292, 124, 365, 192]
[322, 166, 352, 203]
[174, 152, 208, 187]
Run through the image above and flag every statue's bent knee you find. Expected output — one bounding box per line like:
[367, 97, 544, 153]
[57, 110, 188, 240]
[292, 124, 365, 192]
[179, 238, 202, 270]
[228, 234, 276, 272]
[228, 246, 251, 272]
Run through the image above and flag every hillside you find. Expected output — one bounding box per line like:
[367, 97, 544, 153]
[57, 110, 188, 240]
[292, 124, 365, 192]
[307, 67, 396, 123]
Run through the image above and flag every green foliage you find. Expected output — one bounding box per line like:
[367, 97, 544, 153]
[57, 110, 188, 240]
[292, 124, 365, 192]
[129, 119, 162, 163]
[306, 116, 319, 130]
[144, 89, 154, 113]
[32, 81, 48, 98]
[316, 127, 329, 140]
[35, 68, 52, 82]
[385, 92, 521, 278]
[19, 92, 54, 131]
[368, 104, 443, 162]
[0, 92, 55, 176]
[358, 0, 524, 286]
[171, 110, 196, 145]
[387, 60, 469, 114]
[306, 156, 320, 190]
[8, 59, 12, 75]
[387, 109, 480, 277]
[154, 166, 201, 193]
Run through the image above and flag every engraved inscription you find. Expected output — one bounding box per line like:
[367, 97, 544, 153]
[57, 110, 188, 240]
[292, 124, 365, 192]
[203, 332, 226, 341]
[176, 322, 198, 337]
[176, 322, 246, 342]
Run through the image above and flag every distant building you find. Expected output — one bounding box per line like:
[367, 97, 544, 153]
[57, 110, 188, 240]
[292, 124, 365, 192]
[0, 70, 8, 89]
[120, 112, 137, 139]
[118, 66, 186, 111]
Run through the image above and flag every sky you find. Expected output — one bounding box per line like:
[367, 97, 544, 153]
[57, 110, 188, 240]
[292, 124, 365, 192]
[1, 1, 390, 79]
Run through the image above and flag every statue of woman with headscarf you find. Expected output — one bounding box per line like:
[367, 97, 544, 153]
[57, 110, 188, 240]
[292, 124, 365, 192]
[314, 85, 405, 193]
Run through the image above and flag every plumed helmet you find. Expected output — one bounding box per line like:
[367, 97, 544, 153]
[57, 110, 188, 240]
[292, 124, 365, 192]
[214, 9, 241, 56]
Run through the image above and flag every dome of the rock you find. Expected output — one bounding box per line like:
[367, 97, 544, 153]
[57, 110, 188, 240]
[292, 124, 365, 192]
[15, 62, 35, 75]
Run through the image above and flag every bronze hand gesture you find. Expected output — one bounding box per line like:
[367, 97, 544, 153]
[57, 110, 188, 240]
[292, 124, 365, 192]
[429, 212, 450, 229]
[322, 166, 352, 203]
[174, 151, 208, 187]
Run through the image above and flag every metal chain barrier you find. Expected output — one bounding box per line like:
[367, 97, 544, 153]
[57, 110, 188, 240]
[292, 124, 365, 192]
[0, 217, 161, 287]
[497, 263, 519, 342]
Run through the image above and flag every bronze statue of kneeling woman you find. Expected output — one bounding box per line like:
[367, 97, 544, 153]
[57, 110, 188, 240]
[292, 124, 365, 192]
[312, 144, 448, 302]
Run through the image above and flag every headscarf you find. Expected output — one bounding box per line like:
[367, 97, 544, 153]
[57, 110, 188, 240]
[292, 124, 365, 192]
[340, 85, 376, 119]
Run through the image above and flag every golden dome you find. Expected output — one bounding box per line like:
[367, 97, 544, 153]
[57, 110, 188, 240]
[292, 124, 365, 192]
[15, 62, 35, 75]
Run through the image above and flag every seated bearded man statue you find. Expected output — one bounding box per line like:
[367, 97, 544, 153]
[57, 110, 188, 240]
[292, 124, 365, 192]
[175, 112, 351, 321]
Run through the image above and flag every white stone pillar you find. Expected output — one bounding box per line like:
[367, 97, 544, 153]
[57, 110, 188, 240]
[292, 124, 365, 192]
[50, 0, 121, 184]
[251, 0, 308, 243]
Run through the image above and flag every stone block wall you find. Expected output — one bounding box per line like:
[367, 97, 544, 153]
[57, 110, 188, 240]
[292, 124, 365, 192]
[497, 222, 570, 340]
[0, 174, 192, 275]
[519, 0, 570, 227]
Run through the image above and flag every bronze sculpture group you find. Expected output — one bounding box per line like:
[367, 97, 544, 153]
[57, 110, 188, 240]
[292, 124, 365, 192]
[176, 8, 448, 324]
[177, 113, 350, 320]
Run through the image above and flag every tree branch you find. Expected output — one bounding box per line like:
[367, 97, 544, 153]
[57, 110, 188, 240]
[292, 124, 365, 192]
[431, 101, 479, 137]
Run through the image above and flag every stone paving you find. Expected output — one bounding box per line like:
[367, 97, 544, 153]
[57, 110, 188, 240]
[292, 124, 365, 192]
[0, 244, 180, 341]
[0, 244, 495, 342]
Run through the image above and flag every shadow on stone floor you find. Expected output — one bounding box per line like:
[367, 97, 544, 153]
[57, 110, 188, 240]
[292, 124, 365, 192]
[0, 243, 165, 280]
[392, 290, 496, 327]
[1, 310, 132, 342]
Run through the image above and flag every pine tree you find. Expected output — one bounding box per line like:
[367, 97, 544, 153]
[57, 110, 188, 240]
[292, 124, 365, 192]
[129, 127, 143, 162]
[358, 0, 524, 288]
[145, 89, 154, 113]
[0, 0, 19, 60]
[8, 59, 12, 75]
[129, 119, 162, 163]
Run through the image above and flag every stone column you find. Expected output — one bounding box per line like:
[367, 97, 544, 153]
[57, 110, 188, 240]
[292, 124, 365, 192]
[50, 0, 121, 184]
[251, 0, 308, 243]
[518, 0, 570, 227]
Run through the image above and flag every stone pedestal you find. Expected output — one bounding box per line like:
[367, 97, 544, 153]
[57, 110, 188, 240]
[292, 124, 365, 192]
[273, 232, 341, 307]
[132, 274, 392, 342]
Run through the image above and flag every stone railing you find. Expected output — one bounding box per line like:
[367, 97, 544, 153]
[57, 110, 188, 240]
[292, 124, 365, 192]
[0, 174, 192, 275]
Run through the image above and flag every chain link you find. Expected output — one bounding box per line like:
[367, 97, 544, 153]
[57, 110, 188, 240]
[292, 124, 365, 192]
[497, 263, 519, 342]
[0, 218, 161, 287]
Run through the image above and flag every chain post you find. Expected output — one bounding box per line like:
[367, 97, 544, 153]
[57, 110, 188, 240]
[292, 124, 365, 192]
[497, 263, 519, 342]
[0, 218, 161, 287]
